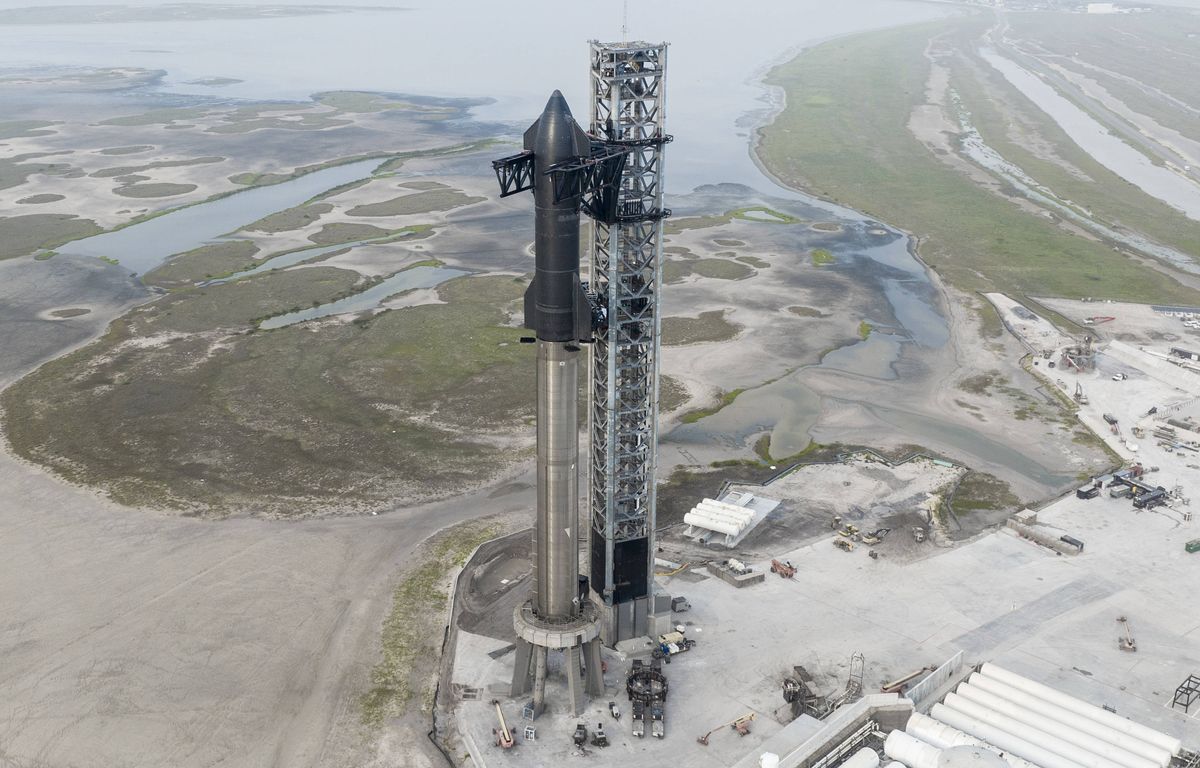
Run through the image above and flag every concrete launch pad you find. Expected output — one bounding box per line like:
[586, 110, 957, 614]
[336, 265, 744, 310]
[445, 452, 1198, 767]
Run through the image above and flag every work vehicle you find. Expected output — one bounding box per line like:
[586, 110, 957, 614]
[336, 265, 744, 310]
[590, 722, 609, 747]
[492, 700, 514, 749]
[652, 630, 696, 660]
[1133, 487, 1167, 509]
[770, 559, 796, 578]
[572, 722, 588, 746]
[650, 702, 665, 738]
[631, 700, 645, 738]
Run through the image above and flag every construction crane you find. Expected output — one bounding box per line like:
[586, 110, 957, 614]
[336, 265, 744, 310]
[491, 700, 514, 749]
[696, 712, 755, 745]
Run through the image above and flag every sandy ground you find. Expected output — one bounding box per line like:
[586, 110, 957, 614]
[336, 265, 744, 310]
[0, 439, 534, 767]
[0, 247, 525, 767]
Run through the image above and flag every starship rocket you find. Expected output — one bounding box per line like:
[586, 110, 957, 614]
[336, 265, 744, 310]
[524, 90, 593, 622]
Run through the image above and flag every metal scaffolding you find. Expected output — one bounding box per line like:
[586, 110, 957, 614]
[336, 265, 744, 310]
[585, 39, 671, 643]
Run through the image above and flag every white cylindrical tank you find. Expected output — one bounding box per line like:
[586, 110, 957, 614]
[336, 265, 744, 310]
[760, 753, 781, 768]
[931, 703, 1087, 768]
[683, 512, 743, 536]
[842, 747, 882, 768]
[978, 664, 1182, 756]
[966, 673, 1174, 766]
[886, 729, 942, 768]
[965, 675, 1173, 768]
[957, 681, 1168, 768]
[939, 745, 1008, 768]
[942, 693, 1128, 768]
[906, 712, 1038, 768]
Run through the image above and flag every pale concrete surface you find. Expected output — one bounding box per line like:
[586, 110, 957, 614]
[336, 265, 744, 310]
[449, 473, 1199, 768]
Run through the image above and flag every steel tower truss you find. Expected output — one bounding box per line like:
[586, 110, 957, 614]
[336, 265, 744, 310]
[586, 40, 671, 640]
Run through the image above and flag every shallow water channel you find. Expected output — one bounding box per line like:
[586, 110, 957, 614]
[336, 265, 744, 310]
[56, 158, 385, 274]
[980, 49, 1200, 222]
[259, 266, 466, 329]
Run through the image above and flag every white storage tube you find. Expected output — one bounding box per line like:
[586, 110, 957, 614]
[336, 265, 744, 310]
[957, 681, 1169, 768]
[942, 693, 1128, 768]
[906, 712, 1038, 768]
[931, 703, 1088, 768]
[886, 730, 942, 768]
[978, 664, 1181, 756]
[683, 512, 743, 536]
[842, 747, 882, 768]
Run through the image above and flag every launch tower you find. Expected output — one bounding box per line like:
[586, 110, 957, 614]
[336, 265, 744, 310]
[585, 40, 671, 644]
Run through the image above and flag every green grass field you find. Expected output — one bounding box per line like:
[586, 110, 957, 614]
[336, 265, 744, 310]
[757, 18, 1200, 306]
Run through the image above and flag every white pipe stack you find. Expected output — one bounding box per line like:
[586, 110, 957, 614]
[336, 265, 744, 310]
[930, 703, 1088, 768]
[978, 665, 1181, 757]
[957, 680, 1168, 768]
[905, 712, 1039, 768]
[941, 693, 1130, 768]
[886, 730, 943, 768]
[842, 747, 882, 768]
[683, 497, 755, 537]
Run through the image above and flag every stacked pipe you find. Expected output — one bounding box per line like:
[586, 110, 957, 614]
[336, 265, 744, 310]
[886, 730, 943, 768]
[976, 664, 1181, 757]
[958, 677, 1170, 767]
[905, 712, 1039, 768]
[912, 663, 1182, 768]
[683, 498, 755, 538]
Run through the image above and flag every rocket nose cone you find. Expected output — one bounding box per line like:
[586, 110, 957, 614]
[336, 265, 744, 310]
[543, 89, 572, 119]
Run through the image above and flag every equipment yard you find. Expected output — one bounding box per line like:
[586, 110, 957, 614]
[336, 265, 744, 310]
[443, 428, 1199, 766]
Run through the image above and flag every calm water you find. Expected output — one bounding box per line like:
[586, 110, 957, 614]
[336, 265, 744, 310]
[259, 266, 466, 329]
[0, 0, 952, 194]
[981, 49, 1200, 222]
[55, 158, 385, 273]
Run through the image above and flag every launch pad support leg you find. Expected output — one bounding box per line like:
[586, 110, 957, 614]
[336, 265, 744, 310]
[532, 646, 548, 718]
[584, 638, 604, 696]
[511, 638, 535, 697]
[566, 645, 586, 716]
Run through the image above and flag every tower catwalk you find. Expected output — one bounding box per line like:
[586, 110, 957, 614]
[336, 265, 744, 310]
[586, 40, 671, 644]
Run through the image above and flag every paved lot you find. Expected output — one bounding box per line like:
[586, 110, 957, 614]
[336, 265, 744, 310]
[450, 472, 1199, 768]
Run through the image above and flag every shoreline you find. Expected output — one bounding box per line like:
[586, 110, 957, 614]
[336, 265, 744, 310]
[741, 20, 1098, 504]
